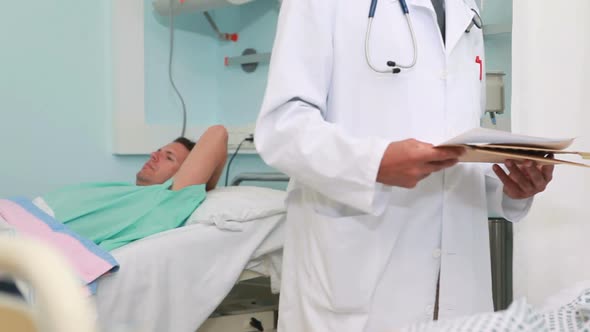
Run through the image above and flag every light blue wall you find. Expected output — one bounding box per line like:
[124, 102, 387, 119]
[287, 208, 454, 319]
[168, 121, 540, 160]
[215, 1, 278, 126]
[145, 4, 219, 125]
[144, 0, 278, 126]
[482, 0, 513, 125]
[0, 1, 145, 198]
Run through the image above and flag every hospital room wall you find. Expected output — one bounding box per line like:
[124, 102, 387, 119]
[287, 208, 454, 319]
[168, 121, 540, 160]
[511, 0, 590, 305]
[481, 0, 512, 131]
[0, 0, 513, 198]
[0, 1, 147, 198]
[144, 0, 283, 188]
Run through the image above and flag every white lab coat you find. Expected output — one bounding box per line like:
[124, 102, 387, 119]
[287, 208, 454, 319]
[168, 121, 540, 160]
[255, 0, 532, 331]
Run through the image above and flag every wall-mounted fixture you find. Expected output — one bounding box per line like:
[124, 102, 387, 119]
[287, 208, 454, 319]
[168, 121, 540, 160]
[153, 0, 256, 15]
[224, 49, 270, 73]
[203, 11, 238, 42]
[486, 72, 506, 125]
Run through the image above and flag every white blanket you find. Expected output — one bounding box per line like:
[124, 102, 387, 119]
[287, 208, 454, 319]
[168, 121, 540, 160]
[94, 213, 285, 332]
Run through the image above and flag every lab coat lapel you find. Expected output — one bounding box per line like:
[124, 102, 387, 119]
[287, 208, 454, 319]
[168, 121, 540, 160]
[408, 0, 446, 50]
[445, 0, 477, 53]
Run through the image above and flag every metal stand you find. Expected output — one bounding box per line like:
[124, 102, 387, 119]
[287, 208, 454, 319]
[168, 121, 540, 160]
[488, 218, 513, 311]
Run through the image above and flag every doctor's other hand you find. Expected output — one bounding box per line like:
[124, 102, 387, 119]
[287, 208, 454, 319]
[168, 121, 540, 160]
[377, 139, 465, 188]
[493, 159, 554, 199]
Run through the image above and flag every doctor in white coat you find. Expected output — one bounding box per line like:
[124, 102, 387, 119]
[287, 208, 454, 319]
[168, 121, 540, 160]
[255, 0, 554, 331]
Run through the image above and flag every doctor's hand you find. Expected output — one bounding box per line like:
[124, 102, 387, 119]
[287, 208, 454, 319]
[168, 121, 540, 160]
[493, 159, 554, 199]
[377, 139, 465, 188]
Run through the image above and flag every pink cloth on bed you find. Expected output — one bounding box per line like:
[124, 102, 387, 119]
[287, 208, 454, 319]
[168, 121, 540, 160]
[0, 198, 118, 291]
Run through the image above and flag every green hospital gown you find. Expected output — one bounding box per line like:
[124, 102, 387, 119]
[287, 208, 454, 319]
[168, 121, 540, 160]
[42, 180, 206, 251]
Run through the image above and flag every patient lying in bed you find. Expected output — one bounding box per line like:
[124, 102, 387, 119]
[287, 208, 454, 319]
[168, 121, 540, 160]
[39, 125, 228, 251]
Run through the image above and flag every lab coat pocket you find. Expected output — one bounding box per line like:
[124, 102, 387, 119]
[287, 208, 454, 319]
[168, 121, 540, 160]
[312, 210, 382, 313]
[447, 56, 485, 129]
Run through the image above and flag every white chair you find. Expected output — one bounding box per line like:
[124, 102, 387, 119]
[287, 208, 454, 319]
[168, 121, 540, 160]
[0, 236, 98, 332]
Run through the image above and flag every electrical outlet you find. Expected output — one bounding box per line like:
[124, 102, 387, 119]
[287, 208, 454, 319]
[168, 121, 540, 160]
[227, 124, 256, 152]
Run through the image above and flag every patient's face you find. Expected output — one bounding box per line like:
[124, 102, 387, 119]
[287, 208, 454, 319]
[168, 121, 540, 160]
[136, 142, 190, 186]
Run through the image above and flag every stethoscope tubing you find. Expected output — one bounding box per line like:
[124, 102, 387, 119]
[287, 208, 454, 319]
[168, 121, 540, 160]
[365, 0, 418, 74]
[366, 0, 482, 74]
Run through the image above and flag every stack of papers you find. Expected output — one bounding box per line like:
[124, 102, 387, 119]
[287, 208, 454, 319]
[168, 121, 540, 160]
[438, 128, 590, 167]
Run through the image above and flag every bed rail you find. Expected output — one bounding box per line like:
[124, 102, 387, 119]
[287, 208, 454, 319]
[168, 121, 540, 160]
[230, 172, 290, 186]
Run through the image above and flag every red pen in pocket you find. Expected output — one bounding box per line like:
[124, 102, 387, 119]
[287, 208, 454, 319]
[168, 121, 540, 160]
[475, 56, 483, 81]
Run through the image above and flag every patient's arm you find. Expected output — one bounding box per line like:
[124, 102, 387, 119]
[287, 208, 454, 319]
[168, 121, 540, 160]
[171, 125, 228, 191]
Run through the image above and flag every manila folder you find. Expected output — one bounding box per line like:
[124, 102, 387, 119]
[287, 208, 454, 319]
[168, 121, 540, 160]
[437, 128, 590, 167]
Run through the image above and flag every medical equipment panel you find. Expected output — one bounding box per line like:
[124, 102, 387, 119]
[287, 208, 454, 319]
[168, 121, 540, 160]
[486, 72, 505, 114]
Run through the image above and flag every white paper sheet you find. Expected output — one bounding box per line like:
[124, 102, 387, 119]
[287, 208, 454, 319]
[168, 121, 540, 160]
[440, 128, 575, 150]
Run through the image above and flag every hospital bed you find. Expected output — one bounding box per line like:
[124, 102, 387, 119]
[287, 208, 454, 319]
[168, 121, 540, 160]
[93, 172, 288, 332]
[0, 171, 514, 332]
[3, 235, 590, 332]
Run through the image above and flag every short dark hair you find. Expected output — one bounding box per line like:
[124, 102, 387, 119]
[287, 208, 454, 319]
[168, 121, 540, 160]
[174, 137, 196, 151]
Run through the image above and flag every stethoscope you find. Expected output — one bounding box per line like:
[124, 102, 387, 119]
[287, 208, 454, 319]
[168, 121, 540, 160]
[365, 0, 483, 74]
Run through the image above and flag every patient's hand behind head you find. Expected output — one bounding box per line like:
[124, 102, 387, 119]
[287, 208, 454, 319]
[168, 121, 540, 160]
[136, 140, 192, 186]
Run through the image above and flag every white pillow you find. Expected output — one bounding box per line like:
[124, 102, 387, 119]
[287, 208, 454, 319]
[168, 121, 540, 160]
[186, 186, 287, 226]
